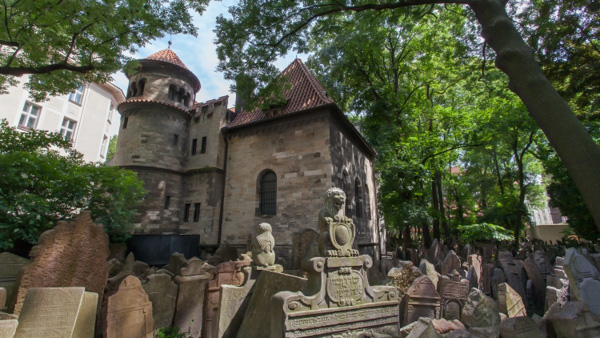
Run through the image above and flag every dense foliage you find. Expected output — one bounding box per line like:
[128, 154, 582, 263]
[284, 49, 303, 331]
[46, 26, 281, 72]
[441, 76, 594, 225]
[215, 0, 600, 244]
[0, 0, 209, 100]
[0, 120, 145, 249]
[457, 223, 513, 243]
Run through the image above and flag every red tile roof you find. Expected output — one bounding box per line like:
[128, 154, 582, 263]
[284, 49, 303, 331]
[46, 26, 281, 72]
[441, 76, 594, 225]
[227, 59, 335, 128]
[145, 49, 188, 69]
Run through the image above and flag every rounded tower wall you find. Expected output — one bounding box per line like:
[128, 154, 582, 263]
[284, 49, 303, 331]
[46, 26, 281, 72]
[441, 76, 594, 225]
[127, 71, 195, 110]
[113, 106, 189, 172]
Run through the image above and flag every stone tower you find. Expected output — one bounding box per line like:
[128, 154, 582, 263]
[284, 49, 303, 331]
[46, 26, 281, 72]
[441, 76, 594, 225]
[113, 49, 202, 233]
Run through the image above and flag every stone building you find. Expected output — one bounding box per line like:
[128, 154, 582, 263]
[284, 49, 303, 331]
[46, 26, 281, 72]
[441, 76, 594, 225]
[113, 49, 382, 264]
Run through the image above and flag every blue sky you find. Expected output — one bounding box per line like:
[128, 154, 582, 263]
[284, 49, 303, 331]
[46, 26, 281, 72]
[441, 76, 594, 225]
[113, 0, 302, 107]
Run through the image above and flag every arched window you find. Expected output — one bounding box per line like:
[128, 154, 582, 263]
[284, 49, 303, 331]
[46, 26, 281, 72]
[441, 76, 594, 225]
[178, 88, 186, 104]
[342, 170, 351, 216]
[138, 79, 146, 96]
[168, 85, 177, 100]
[259, 171, 277, 215]
[183, 93, 190, 107]
[130, 81, 138, 97]
[355, 178, 362, 218]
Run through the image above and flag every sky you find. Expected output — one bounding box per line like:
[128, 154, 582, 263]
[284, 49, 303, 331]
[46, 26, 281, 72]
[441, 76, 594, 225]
[113, 0, 302, 108]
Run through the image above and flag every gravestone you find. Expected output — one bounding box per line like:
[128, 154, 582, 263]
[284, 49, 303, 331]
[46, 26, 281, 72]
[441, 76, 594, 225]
[441, 251, 461, 276]
[419, 259, 439, 291]
[403, 275, 441, 326]
[491, 268, 506, 299]
[544, 301, 600, 337]
[498, 282, 526, 317]
[466, 255, 482, 289]
[173, 258, 215, 338]
[216, 266, 256, 338]
[163, 252, 188, 276]
[291, 229, 319, 270]
[0, 312, 18, 338]
[497, 251, 527, 304]
[461, 288, 500, 336]
[13, 211, 109, 315]
[14, 287, 97, 338]
[104, 276, 153, 338]
[204, 259, 251, 338]
[481, 263, 495, 296]
[0, 253, 29, 313]
[390, 261, 423, 297]
[523, 256, 545, 307]
[0, 288, 5, 311]
[499, 316, 544, 338]
[438, 272, 469, 321]
[563, 247, 600, 315]
[271, 187, 400, 337]
[142, 273, 178, 329]
[545, 285, 569, 313]
[533, 250, 553, 279]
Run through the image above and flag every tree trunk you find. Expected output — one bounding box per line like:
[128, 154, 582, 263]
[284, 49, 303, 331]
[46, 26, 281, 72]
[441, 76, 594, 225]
[422, 220, 432, 248]
[432, 177, 441, 239]
[470, 0, 600, 233]
[492, 148, 505, 195]
[453, 183, 465, 224]
[436, 171, 451, 235]
[403, 225, 412, 249]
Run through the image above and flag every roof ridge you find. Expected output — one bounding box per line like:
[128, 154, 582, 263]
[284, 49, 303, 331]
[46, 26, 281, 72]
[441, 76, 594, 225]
[283, 59, 331, 105]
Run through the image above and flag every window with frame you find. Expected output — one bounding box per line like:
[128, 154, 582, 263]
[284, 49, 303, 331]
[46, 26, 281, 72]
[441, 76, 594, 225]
[19, 102, 41, 129]
[60, 118, 77, 141]
[354, 178, 362, 218]
[193, 203, 200, 222]
[100, 135, 108, 158]
[259, 170, 277, 215]
[69, 85, 84, 104]
[191, 138, 197, 155]
[107, 103, 115, 123]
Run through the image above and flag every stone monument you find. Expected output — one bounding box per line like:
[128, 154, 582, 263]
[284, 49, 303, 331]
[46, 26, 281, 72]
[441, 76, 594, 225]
[0, 252, 29, 313]
[104, 276, 153, 338]
[271, 188, 400, 337]
[252, 223, 276, 267]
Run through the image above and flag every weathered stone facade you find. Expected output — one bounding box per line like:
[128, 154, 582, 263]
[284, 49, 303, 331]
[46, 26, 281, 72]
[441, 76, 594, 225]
[113, 50, 381, 263]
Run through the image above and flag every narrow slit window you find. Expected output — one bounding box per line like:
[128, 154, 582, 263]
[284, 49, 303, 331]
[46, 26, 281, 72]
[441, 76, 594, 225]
[201, 136, 207, 154]
[173, 134, 179, 146]
[123, 116, 128, 129]
[164, 196, 171, 209]
[191, 138, 197, 155]
[193, 203, 200, 222]
[184, 203, 191, 222]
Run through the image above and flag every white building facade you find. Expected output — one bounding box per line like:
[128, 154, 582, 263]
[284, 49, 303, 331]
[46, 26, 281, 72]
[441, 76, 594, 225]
[0, 79, 125, 162]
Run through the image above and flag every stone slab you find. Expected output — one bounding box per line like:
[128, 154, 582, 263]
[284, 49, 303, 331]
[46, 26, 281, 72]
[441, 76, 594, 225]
[0, 313, 18, 338]
[142, 273, 178, 329]
[0, 253, 29, 313]
[237, 270, 307, 338]
[14, 287, 96, 338]
[104, 276, 153, 338]
[217, 267, 256, 338]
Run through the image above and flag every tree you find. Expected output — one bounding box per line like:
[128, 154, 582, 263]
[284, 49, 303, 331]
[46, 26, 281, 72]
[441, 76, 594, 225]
[105, 135, 118, 162]
[0, 0, 209, 100]
[215, 0, 600, 234]
[0, 120, 145, 250]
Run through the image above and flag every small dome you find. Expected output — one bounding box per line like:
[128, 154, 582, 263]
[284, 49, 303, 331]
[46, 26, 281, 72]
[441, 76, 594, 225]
[145, 49, 189, 69]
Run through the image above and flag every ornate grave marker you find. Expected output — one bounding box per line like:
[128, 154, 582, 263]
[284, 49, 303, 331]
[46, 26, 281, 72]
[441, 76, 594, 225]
[438, 272, 469, 321]
[104, 276, 153, 338]
[271, 188, 400, 337]
[403, 276, 441, 326]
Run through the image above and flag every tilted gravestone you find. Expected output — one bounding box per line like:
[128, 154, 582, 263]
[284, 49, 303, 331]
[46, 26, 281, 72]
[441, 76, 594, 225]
[438, 271, 469, 321]
[402, 275, 441, 326]
[14, 287, 97, 338]
[290, 229, 319, 270]
[0, 253, 29, 313]
[499, 316, 544, 338]
[204, 259, 251, 338]
[173, 258, 216, 338]
[466, 254, 482, 289]
[563, 247, 600, 315]
[104, 276, 153, 338]
[523, 256, 546, 307]
[441, 251, 461, 276]
[271, 187, 400, 337]
[461, 288, 501, 336]
[498, 282, 527, 317]
[0, 312, 18, 338]
[13, 211, 109, 315]
[142, 273, 178, 329]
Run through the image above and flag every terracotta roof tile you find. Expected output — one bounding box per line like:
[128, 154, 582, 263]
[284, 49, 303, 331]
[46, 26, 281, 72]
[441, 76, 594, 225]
[227, 59, 335, 128]
[145, 49, 188, 69]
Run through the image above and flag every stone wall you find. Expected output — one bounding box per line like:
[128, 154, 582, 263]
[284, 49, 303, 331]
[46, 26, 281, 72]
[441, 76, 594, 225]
[328, 115, 379, 253]
[184, 101, 228, 171]
[181, 169, 224, 245]
[222, 110, 335, 257]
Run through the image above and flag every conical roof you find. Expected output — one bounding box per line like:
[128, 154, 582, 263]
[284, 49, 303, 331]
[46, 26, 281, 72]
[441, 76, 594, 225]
[228, 59, 334, 128]
[145, 49, 189, 69]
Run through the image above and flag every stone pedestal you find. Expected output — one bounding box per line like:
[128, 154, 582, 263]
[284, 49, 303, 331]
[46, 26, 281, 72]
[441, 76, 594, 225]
[271, 255, 399, 337]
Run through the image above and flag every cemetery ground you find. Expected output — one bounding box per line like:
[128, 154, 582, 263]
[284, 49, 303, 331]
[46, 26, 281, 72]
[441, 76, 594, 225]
[1, 190, 600, 338]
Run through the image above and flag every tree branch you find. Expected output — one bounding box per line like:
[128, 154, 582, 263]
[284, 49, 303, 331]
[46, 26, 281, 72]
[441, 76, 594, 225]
[0, 63, 95, 76]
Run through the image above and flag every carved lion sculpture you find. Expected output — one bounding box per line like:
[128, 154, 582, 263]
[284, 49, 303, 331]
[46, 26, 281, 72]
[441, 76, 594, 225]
[318, 187, 352, 256]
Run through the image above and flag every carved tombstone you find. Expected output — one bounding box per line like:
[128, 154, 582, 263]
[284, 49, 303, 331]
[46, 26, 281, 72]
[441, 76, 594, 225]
[15, 287, 98, 338]
[271, 187, 400, 337]
[441, 251, 461, 276]
[163, 252, 188, 276]
[563, 247, 600, 315]
[497, 251, 527, 303]
[0, 253, 29, 313]
[104, 276, 153, 338]
[142, 274, 178, 329]
[403, 275, 441, 325]
[461, 288, 501, 336]
[13, 211, 109, 315]
[0, 312, 18, 338]
[466, 255, 482, 289]
[523, 256, 546, 307]
[204, 259, 251, 338]
[498, 282, 527, 317]
[173, 258, 215, 338]
[291, 229, 319, 270]
[438, 272, 469, 321]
